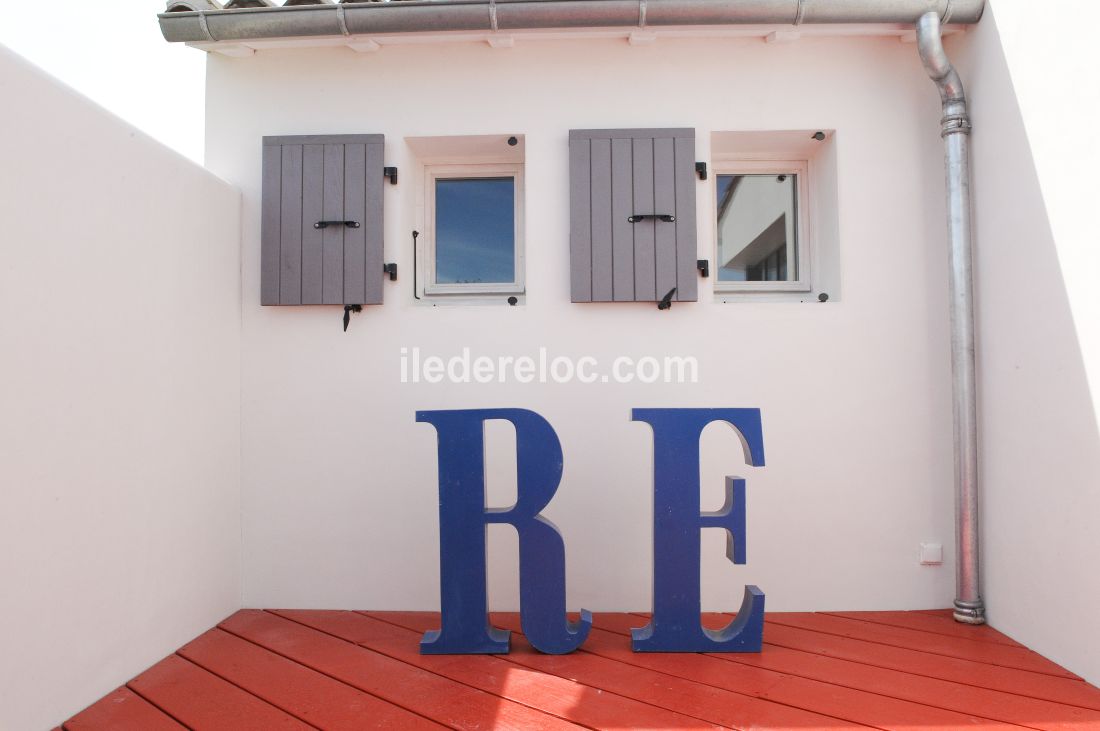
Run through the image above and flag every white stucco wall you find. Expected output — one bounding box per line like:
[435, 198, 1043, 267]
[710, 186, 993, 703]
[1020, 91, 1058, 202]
[205, 31, 961, 616]
[948, 0, 1100, 685]
[0, 46, 242, 729]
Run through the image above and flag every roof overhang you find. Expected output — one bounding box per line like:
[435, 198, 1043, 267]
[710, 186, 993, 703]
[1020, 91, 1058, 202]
[159, 0, 985, 52]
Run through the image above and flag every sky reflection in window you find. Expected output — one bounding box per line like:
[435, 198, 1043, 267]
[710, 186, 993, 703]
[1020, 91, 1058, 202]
[435, 177, 515, 284]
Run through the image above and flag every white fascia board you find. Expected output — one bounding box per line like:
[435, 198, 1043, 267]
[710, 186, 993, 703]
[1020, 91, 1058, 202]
[187, 23, 967, 54]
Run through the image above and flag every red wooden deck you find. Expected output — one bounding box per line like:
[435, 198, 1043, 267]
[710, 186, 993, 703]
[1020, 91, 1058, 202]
[59, 610, 1100, 730]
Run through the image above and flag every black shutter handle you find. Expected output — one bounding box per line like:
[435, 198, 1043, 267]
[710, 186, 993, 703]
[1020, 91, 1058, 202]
[627, 214, 675, 223]
[315, 220, 361, 229]
[657, 288, 677, 310]
[342, 304, 362, 332]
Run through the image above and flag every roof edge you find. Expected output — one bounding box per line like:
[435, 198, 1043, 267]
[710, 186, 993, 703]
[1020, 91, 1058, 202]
[159, 0, 985, 44]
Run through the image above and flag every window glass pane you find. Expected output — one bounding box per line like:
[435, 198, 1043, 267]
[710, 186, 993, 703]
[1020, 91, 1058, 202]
[716, 174, 797, 283]
[435, 177, 515, 285]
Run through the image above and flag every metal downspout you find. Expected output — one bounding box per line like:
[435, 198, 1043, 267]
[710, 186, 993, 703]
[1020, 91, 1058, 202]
[916, 11, 985, 625]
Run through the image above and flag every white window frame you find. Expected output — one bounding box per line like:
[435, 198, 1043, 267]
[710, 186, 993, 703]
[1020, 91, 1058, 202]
[712, 159, 811, 294]
[421, 163, 525, 297]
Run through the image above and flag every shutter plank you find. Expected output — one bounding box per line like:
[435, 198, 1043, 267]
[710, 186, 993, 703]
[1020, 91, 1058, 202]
[261, 144, 282, 305]
[569, 137, 592, 303]
[279, 145, 303, 305]
[611, 138, 634, 301]
[301, 144, 325, 304]
[653, 137, 677, 300]
[362, 141, 386, 305]
[590, 138, 613, 302]
[322, 143, 345, 305]
[632, 138, 656, 301]
[343, 143, 367, 304]
[674, 134, 698, 301]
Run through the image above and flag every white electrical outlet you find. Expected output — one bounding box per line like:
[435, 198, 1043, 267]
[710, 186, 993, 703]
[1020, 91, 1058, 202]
[920, 542, 944, 565]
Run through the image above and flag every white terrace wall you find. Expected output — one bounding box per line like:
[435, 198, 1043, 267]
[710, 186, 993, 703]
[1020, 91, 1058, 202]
[948, 0, 1100, 686]
[0, 47, 241, 729]
[206, 32, 960, 614]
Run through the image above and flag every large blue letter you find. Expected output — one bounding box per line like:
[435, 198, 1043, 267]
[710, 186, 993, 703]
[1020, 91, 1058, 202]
[417, 408, 592, 655]
[632, 408, 766, 652]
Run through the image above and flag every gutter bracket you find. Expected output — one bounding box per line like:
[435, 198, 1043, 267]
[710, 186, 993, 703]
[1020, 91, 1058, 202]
[336, 4, 350, 36]
[197, 10, 215, 41]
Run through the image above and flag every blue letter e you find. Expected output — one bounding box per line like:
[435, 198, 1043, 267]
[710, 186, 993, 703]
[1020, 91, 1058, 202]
[417, 408, 592, 655]
[632, 408, 766, 653]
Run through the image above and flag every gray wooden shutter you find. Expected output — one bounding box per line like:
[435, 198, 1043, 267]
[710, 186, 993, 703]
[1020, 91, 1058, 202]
[261, 134, 385, 306]
[569, 128, 697, 303]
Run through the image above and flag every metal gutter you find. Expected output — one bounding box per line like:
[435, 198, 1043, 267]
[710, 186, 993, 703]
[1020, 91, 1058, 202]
[159, 0, 984, 44]
[917, 10, 985, 626]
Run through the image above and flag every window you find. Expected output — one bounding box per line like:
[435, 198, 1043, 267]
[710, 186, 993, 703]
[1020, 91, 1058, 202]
[422, 163, 524, 297]
[714, 160, 810, 293]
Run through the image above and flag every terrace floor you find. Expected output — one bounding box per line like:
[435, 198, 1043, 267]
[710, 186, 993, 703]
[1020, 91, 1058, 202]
[60, 609, 1100, 730]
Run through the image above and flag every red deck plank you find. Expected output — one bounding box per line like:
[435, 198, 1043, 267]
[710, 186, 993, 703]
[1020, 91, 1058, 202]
[651, 614, 1100, 730]
[179, 628, 444, 730]
[220, 609, 580, 731]
[765, 612, 1079, 678]
[758, 619, 1100, 711]
[63, 687, 185, 731]
[584, 612, 1015, 730]
[369, 610, 869, 731]
[823, 610, 1026, 648]
[278, 609, 727, 731]
[126, 654, 311, 730]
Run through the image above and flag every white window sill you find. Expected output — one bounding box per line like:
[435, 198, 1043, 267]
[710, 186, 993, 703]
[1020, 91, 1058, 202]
[416, 293, 526, 307]
[716, 291, 833, 304]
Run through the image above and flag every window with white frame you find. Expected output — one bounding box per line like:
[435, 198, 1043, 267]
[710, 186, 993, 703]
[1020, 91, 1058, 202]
[714, 160, 810, 293]
[421, 163, 525, 298]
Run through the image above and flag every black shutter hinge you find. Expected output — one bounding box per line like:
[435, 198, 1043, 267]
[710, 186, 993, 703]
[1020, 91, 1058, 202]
[384, 166, 398, 185]
[383, 263, 397, 281]
[697, 259, 709, 277]
[695, 162, 708, 180]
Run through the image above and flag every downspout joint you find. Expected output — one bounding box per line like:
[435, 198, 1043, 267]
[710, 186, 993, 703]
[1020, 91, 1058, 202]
[941, 112, 972, 138]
